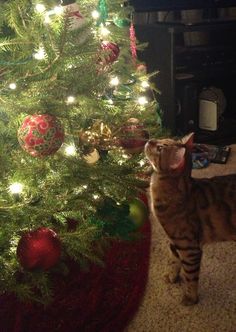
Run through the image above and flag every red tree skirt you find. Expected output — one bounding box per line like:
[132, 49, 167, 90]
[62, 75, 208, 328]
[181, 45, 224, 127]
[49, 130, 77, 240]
[0, 220, 151, 332]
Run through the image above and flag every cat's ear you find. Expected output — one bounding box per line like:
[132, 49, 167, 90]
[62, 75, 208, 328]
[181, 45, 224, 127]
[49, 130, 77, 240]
[169, 147, 186, 170]
[180, 132, 194, 148]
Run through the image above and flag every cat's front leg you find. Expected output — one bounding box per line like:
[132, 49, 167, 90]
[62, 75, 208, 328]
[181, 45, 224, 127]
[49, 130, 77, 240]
[164, 243, 182, 284]
[176, 246, 202, 306]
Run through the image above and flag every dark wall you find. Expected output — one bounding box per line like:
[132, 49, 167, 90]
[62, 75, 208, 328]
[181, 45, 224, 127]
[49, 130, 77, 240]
[129, 0, 236, 12]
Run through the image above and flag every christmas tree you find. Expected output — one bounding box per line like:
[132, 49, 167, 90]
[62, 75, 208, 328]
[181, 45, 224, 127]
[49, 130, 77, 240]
[0, 0, 162, 303]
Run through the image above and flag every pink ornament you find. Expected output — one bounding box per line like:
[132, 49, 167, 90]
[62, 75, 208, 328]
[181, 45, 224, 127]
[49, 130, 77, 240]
[100, 41, 120, 65]
[18, 114, 64, 157]
[129, 23, 137, 64]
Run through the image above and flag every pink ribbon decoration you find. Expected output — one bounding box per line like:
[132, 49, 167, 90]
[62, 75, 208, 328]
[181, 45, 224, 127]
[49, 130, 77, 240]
[129, 22, 137, 63]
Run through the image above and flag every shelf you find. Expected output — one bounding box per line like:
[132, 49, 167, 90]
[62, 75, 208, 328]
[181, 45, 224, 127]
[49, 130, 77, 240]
[175, 44, 236, 79]
[175, 44, 236, 55]
[154, 18, 236, 32]
[134, 17, 236, 141]
[175, 65, 236, 81]
[195, 118, 236, 144]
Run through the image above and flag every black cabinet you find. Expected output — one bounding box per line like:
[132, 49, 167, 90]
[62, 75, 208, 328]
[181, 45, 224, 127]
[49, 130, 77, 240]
[135, 14, 236, 144]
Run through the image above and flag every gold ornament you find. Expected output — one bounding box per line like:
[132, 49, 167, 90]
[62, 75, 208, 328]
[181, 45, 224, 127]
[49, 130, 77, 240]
[80, 120, 113, 150]
[92, 120, 112, 139]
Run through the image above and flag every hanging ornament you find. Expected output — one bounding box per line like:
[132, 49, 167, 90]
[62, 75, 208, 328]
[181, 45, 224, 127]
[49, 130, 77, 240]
[97, 0, 108, 25]
[113, 15, 130, 28]
[130, 22, 137, 64]
[83, 148, 100, 164]
[91, 120, 113, 149]
[128, 197, 149, 229]
[136, 63, 147, 74]
[62, 2, 86, 30]
[80, 121, 113, 150]
[17, 227, 61, 270]
[18, 114, 65, 157]
[119, 118, 149, 154]
[100, 41, 120, 65]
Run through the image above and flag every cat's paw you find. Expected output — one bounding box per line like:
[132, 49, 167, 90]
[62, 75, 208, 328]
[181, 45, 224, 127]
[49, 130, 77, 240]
[164, 272, 181, 284]
[181, 294, 199, 306]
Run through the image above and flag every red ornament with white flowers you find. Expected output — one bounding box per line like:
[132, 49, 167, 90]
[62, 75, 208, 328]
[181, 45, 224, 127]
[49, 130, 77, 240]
[17, 114, 65, 157]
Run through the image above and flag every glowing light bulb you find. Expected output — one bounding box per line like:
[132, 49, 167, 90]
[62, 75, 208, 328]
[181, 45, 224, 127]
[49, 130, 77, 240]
[93, 194, 99, 200]
[100, 25, 110, 37]
[9, 182, 23, 194]
[141, 81, 149, 88]
[107, 99, 114, 105]
[35, 3, 46, 13]
[139, 159, 145, 166]
[65, 145, 76, 156]
[118, 159, 124, 165]
[92, 10, 100, 19]
[138, 96, 148, 105]
[53, 5, 63, 15]
[44, 14, 51, 24]
[33, 47, 46, 60]
[109, 76, 119, 86]
[66, 96, 75, 104]
[9, 83, 17, 90]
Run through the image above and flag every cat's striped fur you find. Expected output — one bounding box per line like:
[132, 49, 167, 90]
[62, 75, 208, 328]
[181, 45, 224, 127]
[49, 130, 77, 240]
[145, 133, 236, 305]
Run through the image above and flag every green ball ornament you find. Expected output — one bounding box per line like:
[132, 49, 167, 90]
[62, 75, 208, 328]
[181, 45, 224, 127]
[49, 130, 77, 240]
[129, 197, 149, 229]
[113, 16, 130, 27]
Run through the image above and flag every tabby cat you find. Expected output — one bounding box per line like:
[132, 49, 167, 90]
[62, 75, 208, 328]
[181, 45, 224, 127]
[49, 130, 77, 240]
[145, 133, 236, 305]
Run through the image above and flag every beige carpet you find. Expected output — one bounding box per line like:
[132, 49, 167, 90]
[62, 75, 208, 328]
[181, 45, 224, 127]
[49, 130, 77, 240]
[126, 145, 236, 332]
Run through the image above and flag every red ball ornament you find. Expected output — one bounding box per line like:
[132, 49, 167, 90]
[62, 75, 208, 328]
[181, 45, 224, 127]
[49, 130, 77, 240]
[18, 114, 64, 157]
[100, 41, 120, 65]
[17, 227, 61, 270]
[119, 118, 149, 154]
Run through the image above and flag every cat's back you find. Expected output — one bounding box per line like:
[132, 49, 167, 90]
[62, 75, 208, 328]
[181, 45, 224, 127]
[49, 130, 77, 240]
[192, 173, 236, 197]
[192, 173, 236, 215]
[191, 173, 236, 243]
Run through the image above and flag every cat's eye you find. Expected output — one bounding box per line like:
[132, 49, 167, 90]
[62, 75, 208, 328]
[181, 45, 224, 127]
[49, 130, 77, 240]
[156, 144, 164, 151]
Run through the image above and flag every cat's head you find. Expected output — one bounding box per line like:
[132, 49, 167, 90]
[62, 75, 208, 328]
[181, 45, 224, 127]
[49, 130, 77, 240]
[144, 133, 194, 176]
